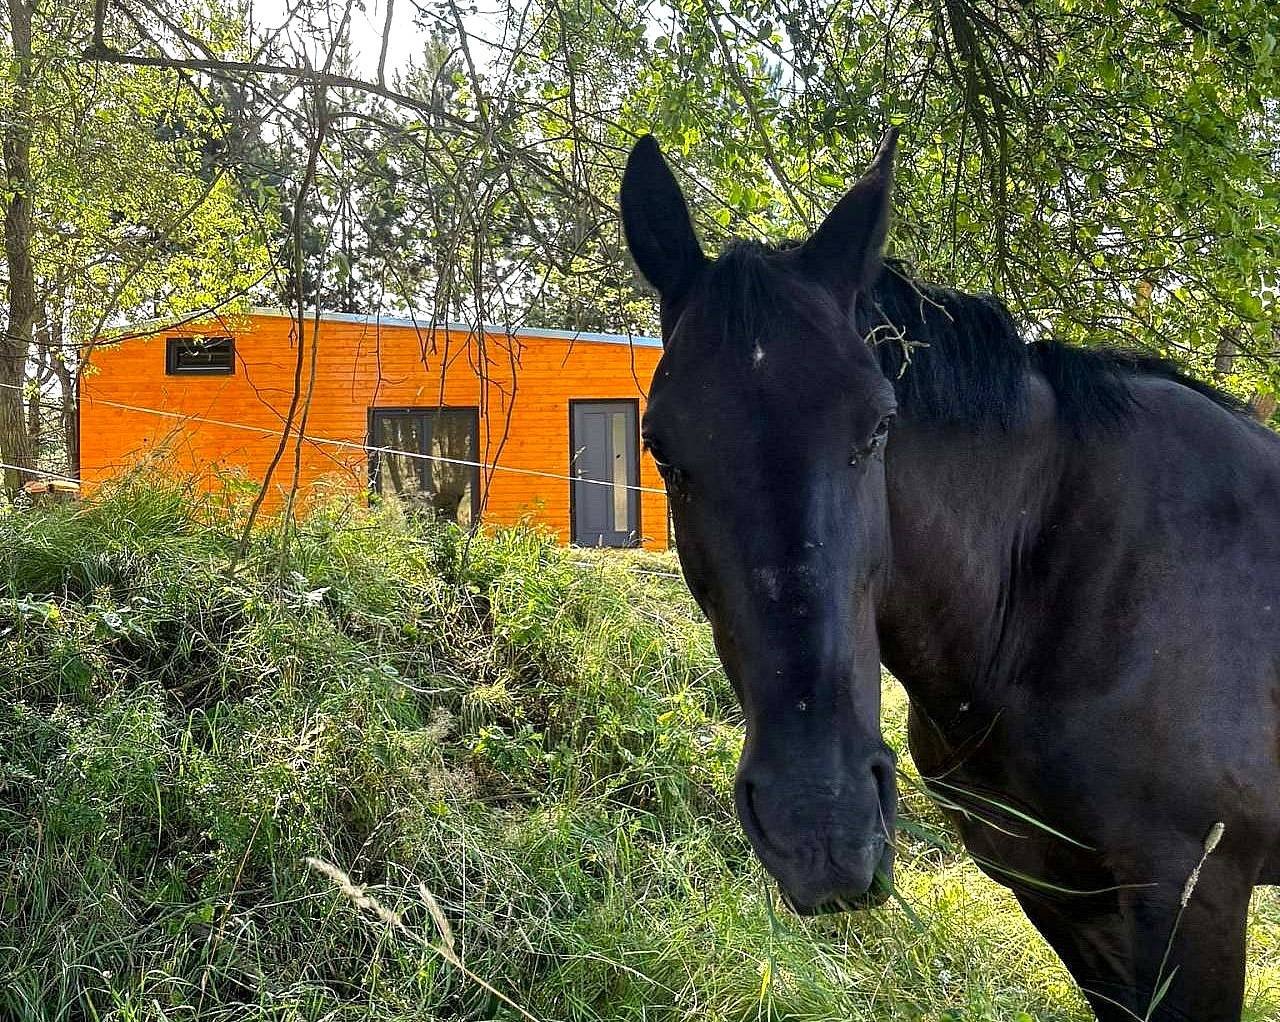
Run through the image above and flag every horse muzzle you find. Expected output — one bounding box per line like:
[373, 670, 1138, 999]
[774, 836, 895, 915]
[734, 758, 897, 915]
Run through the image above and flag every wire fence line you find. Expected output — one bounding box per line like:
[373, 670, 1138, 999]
[0, 381, 666, 495]
[0, 459, 80, 484]
[0, 454, 687, 587]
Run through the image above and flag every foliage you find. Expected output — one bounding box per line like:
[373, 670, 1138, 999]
[228, 11, 659, 334]
[0, 0, 271, 484]
[24, 9, 267, 338]
[2, 0, 1278, 490]
[618, 0, 1280, 400]
[91, 0, 1280, 402]
[2, 480, 1279, 1020]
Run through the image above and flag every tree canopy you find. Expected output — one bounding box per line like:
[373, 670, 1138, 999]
[0, 0, 1277, 491]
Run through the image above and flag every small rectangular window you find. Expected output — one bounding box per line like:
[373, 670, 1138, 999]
[166, 336, 235, 375]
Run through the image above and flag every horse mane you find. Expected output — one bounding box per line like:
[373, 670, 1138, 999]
[696, 242, 1246, 431]
[859, 260, 1249, 431]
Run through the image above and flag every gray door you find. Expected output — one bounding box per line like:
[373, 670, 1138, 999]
[571, 401, 639, 547]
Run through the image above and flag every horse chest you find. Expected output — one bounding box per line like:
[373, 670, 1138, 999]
[905, 700, 1108, 891]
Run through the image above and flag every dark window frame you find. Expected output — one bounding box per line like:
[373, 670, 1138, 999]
[165, 336, 236, 375]
[568, 397, 642, 548]
[367, 405, 482, 525]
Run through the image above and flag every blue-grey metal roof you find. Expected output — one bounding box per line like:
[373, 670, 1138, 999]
[245, 306, 663, 348]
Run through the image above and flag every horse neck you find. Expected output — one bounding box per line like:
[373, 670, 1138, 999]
[876, 374, 1066, 718]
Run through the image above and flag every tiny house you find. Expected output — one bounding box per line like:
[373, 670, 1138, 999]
[79, 310, 670, 549]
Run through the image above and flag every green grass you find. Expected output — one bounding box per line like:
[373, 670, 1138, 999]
[1, 477, 1277, 1021]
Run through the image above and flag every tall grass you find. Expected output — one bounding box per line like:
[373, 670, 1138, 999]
[1, 477, 1276, 1021]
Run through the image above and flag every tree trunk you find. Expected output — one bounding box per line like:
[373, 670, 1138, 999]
[1214, 325, 1277, 424]
[1214, 326, 1239, 376]
[26, 358, 39, 448]
[1250, 391, 1277, 424]
[48, 311, 78, 476]
[1, 0, 37, 494]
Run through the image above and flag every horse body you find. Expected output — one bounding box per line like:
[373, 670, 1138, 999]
[619, 129, 1280, 1020]
[881, 373, 1280, 1018]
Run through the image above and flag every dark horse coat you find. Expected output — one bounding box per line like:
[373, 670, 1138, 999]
[620, 130, 1280, 1021]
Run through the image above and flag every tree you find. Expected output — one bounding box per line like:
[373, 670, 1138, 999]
[63, 0, 1280, 422]
[2, 0, 39, 492]
[0, 0, 270, 492]
[618, 0, 1280, 404]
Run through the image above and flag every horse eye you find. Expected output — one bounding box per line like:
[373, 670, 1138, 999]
[644, 437, 686, 489]
[871, 414, 894, 445]
[850, 414, 895, 465]
[644, 437, 672, 470]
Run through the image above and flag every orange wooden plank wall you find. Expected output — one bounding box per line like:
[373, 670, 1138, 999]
[79, 313, 670, 550]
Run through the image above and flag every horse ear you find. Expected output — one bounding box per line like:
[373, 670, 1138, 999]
[621, 135, 707, 302]
[798, 127, 899, 309]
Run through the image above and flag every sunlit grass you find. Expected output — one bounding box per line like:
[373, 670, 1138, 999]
[0, 477, 1275, 1020]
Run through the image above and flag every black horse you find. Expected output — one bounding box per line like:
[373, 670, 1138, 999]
[620, 130, 1280, 1021]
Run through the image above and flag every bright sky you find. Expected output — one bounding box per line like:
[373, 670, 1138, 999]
[248, 0, 426, 81]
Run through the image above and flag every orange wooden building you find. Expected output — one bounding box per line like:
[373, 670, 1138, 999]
[79, 309, 670, 549]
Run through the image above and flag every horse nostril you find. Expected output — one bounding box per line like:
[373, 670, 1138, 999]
[869, 754, 897, 835]
[735, 779, 765, 842]
[870, 747, 897, 781]
[735, 775, 794, 865]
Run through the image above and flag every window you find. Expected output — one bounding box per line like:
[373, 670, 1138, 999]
[369, 407, 480, 526]
[166, 336, 235, 375]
